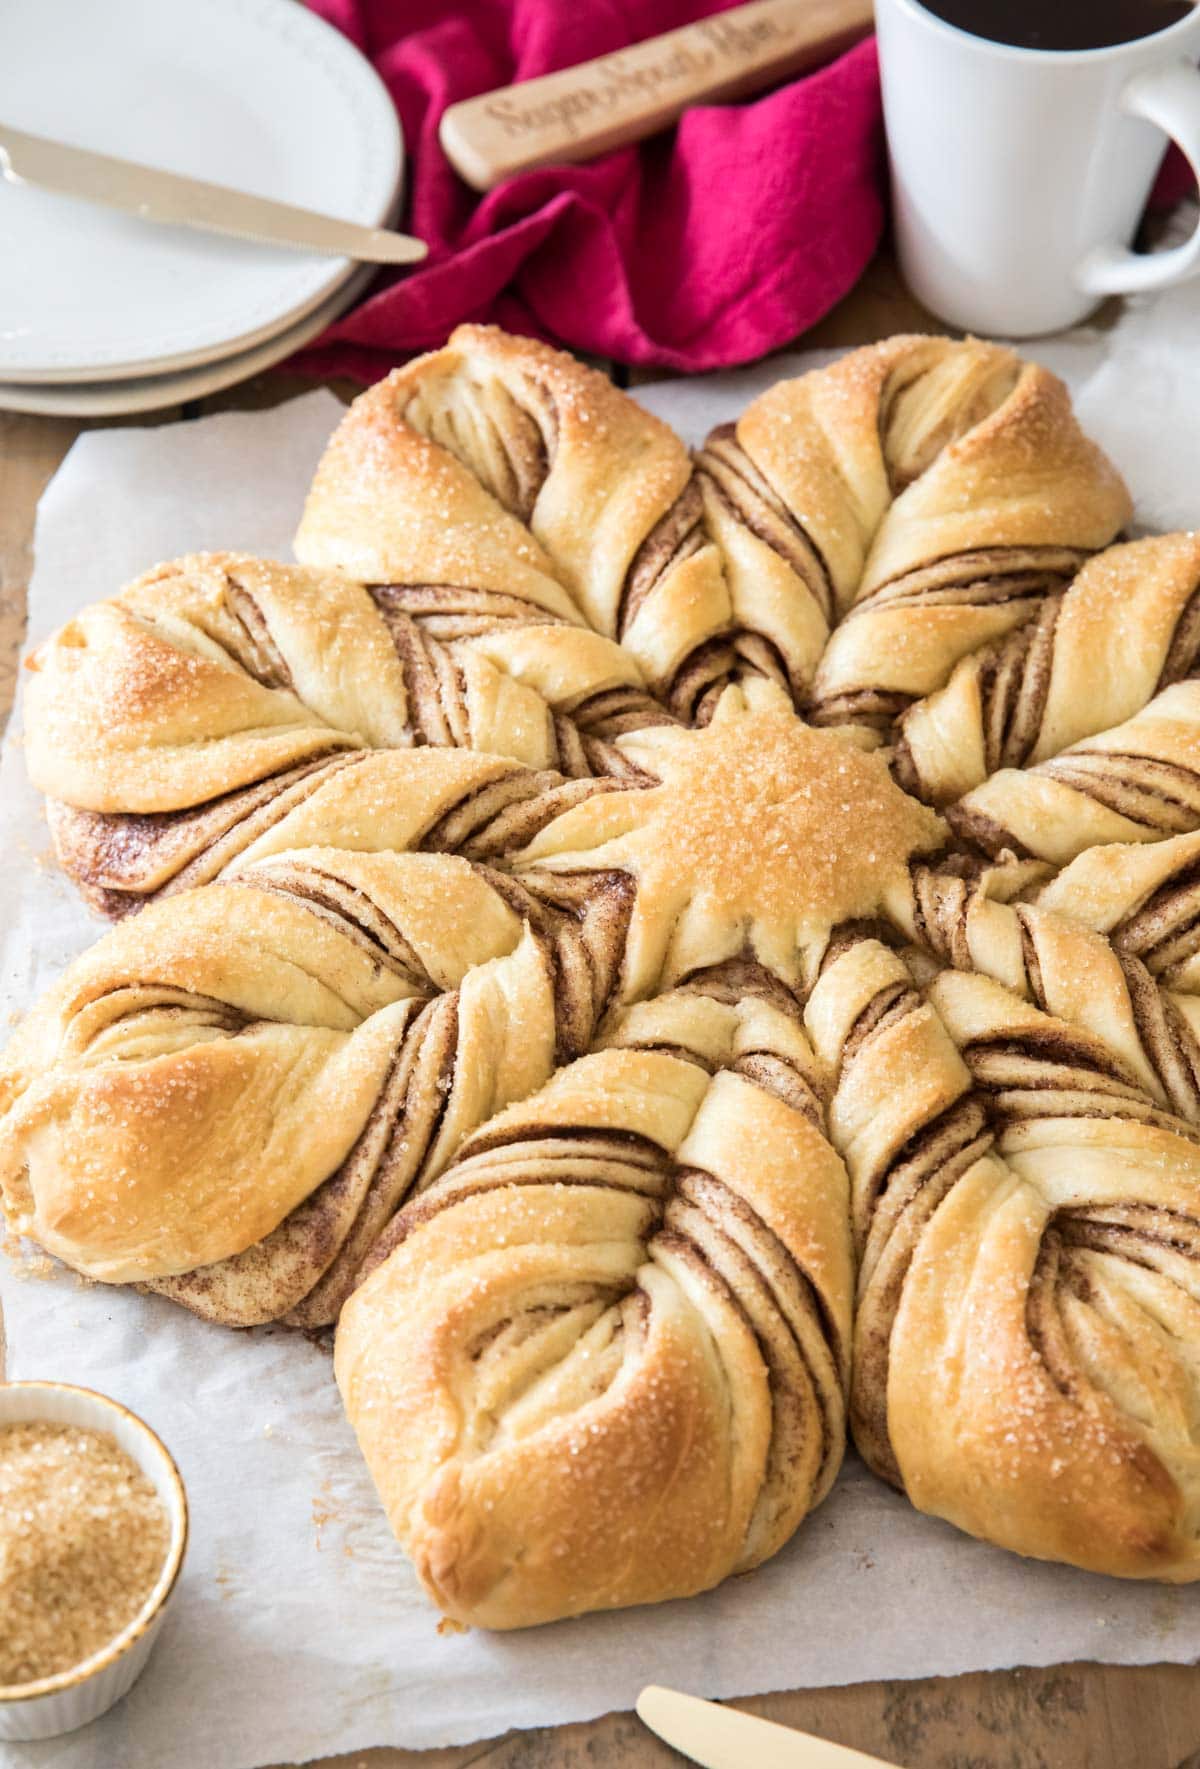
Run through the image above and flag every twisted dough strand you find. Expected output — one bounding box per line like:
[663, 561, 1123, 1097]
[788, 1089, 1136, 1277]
[0, 848, 631, 1327]
[811, 938, 1200, 1578]
[948, 679, 1200, 862]
[1038, 828, 1200, 990]
[25, 553, 660, 911]
[43, 742, 625, 918]
[899, 536, 1200, 805]
[297, 326, 1129, 728]
[805, 938, 984, 1482]
[905, 853, 1200, 1123]
[336, 1005, 851, 1627]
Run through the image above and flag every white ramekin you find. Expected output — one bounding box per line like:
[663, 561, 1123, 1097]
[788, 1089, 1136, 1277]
[0, 1381, 188, 1742]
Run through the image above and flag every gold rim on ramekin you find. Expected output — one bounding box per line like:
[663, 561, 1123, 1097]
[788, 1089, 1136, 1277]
[0, 1381, 189, 1705]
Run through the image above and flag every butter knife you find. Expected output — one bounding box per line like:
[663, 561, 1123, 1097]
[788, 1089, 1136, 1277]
[0, 123, 427, 265]
[636, 1687, 899, 1769]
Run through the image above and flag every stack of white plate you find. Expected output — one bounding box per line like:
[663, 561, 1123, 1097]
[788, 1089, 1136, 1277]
[0, 0, 404, 417]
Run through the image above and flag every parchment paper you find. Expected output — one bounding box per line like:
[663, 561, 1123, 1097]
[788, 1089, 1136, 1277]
[4, 282, 1200, 1768]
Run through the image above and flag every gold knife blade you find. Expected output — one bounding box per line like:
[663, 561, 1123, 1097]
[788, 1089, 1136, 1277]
[636, 1686, 900, 1769]
[0, 123, 427, 265]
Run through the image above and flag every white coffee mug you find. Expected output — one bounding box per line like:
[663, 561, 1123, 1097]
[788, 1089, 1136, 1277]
[875, 0, 1200, 334]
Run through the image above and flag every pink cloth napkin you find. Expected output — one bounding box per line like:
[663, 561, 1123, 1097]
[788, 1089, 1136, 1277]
[295, 0, 885, 379]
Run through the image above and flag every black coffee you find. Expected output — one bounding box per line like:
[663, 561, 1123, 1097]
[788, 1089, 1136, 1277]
[919, 0, 1192, 50]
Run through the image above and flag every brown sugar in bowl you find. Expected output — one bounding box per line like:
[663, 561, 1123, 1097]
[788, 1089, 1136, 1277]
[0, 1382, 188, 1742]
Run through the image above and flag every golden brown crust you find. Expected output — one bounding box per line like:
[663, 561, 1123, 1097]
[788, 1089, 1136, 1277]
[517, 677, 947, 996]
[335, 1037, 852, 1628]
[22, 550, 662, 908]
[23, 331, 1131, 913]
[0, 848, 628, 1323]
[295, 326, 1130, 730]
[21, 326, 1200, 1624]
[897, 534, 1200, 804]
[949, 678, 1200, 863]
[804, 937, 1200, 1577]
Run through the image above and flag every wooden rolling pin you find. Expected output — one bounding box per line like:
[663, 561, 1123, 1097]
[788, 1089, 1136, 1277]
[439, 0, 875, 191]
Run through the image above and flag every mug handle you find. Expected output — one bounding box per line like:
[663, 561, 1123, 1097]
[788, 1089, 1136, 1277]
[1075, 60, 1200, 297]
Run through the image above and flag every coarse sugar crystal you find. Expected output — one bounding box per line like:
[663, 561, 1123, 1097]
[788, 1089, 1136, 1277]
[0, 1420, 169, 1687]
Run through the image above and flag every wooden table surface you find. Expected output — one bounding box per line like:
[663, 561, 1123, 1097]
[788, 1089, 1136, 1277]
[2, 254, 1197, 1769]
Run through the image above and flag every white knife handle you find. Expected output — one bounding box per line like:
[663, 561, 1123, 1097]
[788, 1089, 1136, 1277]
[636, 1686, 899, 1769]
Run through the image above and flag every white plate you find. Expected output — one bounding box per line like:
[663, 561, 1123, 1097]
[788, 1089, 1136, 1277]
[0, 0, 401, 384]
[0, 261, 375, 417]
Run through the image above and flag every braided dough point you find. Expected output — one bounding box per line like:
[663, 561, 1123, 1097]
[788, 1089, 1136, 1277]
[24, 551, 662, 906]
[43, 745, 570, 919]
[890, 968, 1200, 1579]
[950, 679, 1200, 862]
[24, 556, 379, 813]
[777, 340, 1129, 726]
[298, 327, 1130, 729]
[811, 943, 1200, 1577]
[0, 851, 568, 1325]
[336, 1046, 852, 1628]
[297, 325, 735, 703]
[898, 534, 1200, 804]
